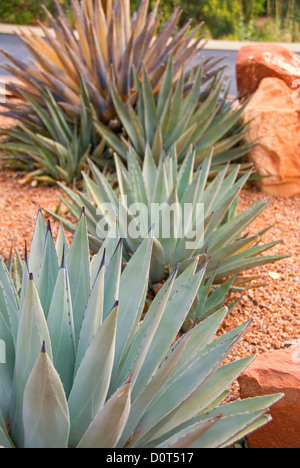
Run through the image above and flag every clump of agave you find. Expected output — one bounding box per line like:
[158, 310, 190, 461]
[0, 209, 281, 448]
[50, 148, 286, 295]
[94, 59, 254, 168]
[0, 82, 106, 185]
[0, 0, 222, 125]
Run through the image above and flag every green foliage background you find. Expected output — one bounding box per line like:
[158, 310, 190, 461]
[0, 0, 71, 25]
[0, 0, 299, 41]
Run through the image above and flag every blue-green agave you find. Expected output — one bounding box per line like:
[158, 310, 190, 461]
[0, 82, 106, 185]
[93, 59, 254, 168]
[0, 209, 281, 448]
[49, 148, 286, 305]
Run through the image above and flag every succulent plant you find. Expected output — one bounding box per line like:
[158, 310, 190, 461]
[0, 209, 281, 448]
[0, 0, 223, 126]
[0, 82, 107, 185]
[49, 148, 286, 295]
[93, 59, 255, 168]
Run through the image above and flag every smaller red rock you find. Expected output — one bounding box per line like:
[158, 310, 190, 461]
[236, 44, 300, 98]
[238, 347, 300, 448]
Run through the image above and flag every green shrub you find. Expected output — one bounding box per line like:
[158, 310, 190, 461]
[0, 0, 71, 25]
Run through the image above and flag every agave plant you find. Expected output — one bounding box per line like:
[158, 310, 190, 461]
[0, 82, 107, 185]
[0, 0, 223, 126]
[93, 59, 255, 168]
[0, 209, 281, 448]
[49, 148, 286, 294]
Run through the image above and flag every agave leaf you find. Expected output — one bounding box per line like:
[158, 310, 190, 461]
[156, 55, 173, 118]
[93, 119, 127, 160]
[127, 148, 149, 206]
[78, 376, 132, 449]
[141, 66, 159, 143]
[66, 210, 91, 344]
[132, 266, 206, 402]
[118, 322, 195, 448]
[172, 307, 228, 375]
[157, 415, 222, 449]
[195, 101, 248, 154]
[176, 148, 195, 200]
[22, 344, 70, 449]
[0, 258, 19, 344]
[36, 223, 60, 319]
[158, 185, 181, 264]
[90, 221, 120, 284]
[214, 252, 288, 283]
[222, 415, 272, 448]
[131, 322, 249, 447]
[150, 356, 255, 445]
[85, 159, 119, 209]
[55, 224, 69, 263]
[28, 208, 47, 279]
[103, 239, 123, 321]
[110, 234, 153, 392]
[152, 157, 169, 204]
[115, 267, 178, 391]
[0, 411, 14, 448]
[196, 276, 237, 322]
[110, 85, 141, 152]
[10, 275, 52, 447]
[207, 201, 270, 253]
[75, 256, 105, 377]
[0, 309, 15, 419]
[14, 250, 24, 294]
[192, 394, 283, 448]
[47, 263, 76, 397]
[68, 302, 118, 447]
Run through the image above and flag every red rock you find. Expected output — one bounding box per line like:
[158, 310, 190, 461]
[236, 44, 300, 98]
[243, 77, 300, 197]
[238, 347, 300, 448]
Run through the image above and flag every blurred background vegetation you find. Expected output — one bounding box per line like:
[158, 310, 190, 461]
[0, 0, 299, 42]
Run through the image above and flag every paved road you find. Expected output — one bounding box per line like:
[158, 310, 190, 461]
[0, 32, 239, 94]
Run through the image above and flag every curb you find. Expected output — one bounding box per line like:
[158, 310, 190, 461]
[0, 23, 50, 37]
[0, 23, 300, 52]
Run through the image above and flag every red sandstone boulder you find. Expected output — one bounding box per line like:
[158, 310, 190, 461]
[243, 76, 300, 197]
[238, 346, 300, 448]
[236, 44, 300, 98]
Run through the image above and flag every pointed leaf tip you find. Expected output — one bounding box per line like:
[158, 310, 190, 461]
[124, 372, 133, 385]
[100, 249, 106, 269]
[41, 341, 46, 353]
[25, 240, 28, 264]
[61, 245, 66, 269]
[29, 272, 34, 281]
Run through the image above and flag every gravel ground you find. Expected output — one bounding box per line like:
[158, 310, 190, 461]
[221, 187, 300, 353]
[220, 186, 300, 400]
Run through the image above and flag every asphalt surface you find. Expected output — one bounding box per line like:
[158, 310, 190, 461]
[0, 32, 239, 95]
